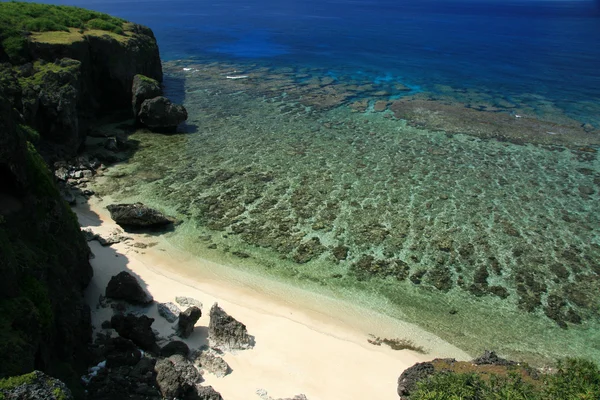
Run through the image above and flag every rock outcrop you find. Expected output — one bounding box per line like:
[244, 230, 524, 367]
[0, 370, 73, 400]
[131, 74, 162, 117]
[138, 96, 188, 132]
[196, 351, 230, 377]
[178, 306, 202, 338]
[0, 83, 92, 386]
[105, 271, 153, 304]
[175, 296, 203, 309]
[208, 303, 252, 350]
[158, 301, 181, 322]
[107, 202, 175, 229]
[160, 341, 190, 357]
[155, 355, 222, 400]
[111, 313, 159, 353]
[397, 361, 435, 399]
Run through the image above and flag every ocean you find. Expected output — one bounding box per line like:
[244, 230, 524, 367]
[24, 0, 600, 364]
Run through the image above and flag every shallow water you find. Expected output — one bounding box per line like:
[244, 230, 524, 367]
[36, 0, 600, 364]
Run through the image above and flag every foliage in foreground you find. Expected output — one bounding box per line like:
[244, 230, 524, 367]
[410, 358, 600, 400]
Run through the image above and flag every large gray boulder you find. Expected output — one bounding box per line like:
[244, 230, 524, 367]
[138, 96, 187, 132]
[131, 74, 162, 117]
[105, 271, 153, 304]
[111, 313, 159, 353]
[196, 351, 230, 377]
[178, 306, 202, 338]
[158, 302, 181, 322]
[0, 370, 72, 400]
[107, 202, 175, 229]
[208, 303, 252, 350]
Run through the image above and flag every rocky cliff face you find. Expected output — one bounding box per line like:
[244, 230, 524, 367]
[5, 23, 162, 158]
[0, 7, 164, 396]
[0, 86, 93, 388]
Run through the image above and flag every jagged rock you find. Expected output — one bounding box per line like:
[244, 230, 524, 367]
[195, 386, 224, 400]
[397, 361, 435, 399]
[196, 351, 230, 377]
[178, 306, 202, 338]
[105, 271, 153, 304]
[107, 202, 175, 228]
[161, 341, 190, 357]
[208, 303, 252, 350]
[158, 302, 181, 322]
[103, 336, 142, 368]
[155, 355, 210, 399]
[175, 296, 203, 309]
[138, 96, 188, 132]
[111, 313, 159, 353]
[473, 350, 516, 366]
[132, 74, 162, 117]
[0, 370, 72, 400]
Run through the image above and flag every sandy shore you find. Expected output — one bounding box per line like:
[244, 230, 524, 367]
[76, 198, 469, 400]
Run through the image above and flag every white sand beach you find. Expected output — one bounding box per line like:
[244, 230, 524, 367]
[76, 198, 470, 400]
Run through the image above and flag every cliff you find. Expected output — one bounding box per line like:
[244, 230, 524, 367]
[0, 2, 163, 158]
[0, 3, 164, 396]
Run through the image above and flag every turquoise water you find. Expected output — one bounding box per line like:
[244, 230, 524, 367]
[91, 58, 600, 365]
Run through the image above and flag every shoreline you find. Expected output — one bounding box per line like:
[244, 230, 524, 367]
[76, 196, 470, 399]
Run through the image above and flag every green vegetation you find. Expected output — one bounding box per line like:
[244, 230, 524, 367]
[0, 371, 36, 390]
[410, 358, 600, 400]
[0, 2, 126, 62]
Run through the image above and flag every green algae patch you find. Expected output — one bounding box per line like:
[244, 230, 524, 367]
[0, 372, 36, 391]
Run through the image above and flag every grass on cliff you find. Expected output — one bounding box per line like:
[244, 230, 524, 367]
[0, 2, 126, 62]
[410, 358, 600, 400]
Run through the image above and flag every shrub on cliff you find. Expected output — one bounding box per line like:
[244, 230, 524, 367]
[0, 2, 126, 62]
[408, 357, 600, 400]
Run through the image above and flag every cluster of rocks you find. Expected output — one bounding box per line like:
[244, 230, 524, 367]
[84, 270, 257, 398]
[82, 227, 131, 247]
[0, 370, 73, 400]
[132, 74, 188, 132]
[256, 389, 309, 400]
[53, 156, 101, 204]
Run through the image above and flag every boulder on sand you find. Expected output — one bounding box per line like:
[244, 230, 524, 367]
[177, 306, 201, 338]
[208, 303, 252, 350]
[106, 202, 175, 229]
[105, 271, 153, 305]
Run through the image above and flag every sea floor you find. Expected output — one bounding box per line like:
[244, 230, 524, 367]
[90, 58, 600, 365]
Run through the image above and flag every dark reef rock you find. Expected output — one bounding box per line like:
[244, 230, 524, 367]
[208, 303, 252, 350]
[160, 341, 190, 357]
[132, 74, 162, 117]
[105, 271, 153, 304]
[110, 313, 159, 353]
[397, 362, 435, 399]
[177, 306, 202, 338]
[102, 337, 142, 368]
[0, 370, 73, 400]
[350, 255, 410, 281]
[138, 96, 188, 132]
[106, 202, 175, 229]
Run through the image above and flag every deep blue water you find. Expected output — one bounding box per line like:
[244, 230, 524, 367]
[20, 0, 600, 122]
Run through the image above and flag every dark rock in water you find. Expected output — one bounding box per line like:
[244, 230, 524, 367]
[473, 350, 516, 366]
[138, 96, 187, 132]
[155, 355, 222, 400]
[132, 74, 162, 117]
[196, 351, 230, 377]
[111, 313, 159, 353]
[158, 301, 181, 322]
[397, 361, 435, 399]
[106, 271, 153, 304]
[161, 340, 190, 357]
[107, 202, 175, 229]
[0, 370, 73, 400]
[208, 303, 252, 350]
[178, 306, 202, 338]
